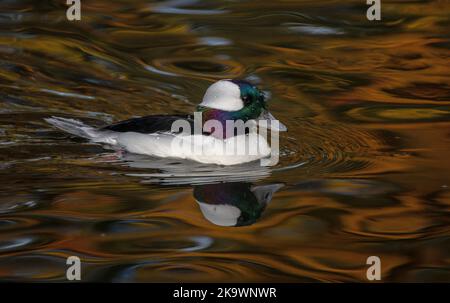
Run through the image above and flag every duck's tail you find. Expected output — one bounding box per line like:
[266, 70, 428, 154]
[45, 116, 101, 140]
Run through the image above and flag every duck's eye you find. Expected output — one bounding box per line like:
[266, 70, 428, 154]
[242, 95, 250, 105]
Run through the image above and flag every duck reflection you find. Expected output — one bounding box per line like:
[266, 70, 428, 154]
[194, 182, 283, 227]
[103, 153, 284, 227]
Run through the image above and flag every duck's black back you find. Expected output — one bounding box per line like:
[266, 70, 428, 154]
[101, 114, 195, 134]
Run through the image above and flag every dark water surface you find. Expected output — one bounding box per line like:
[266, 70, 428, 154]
[0, 0, 449, 282]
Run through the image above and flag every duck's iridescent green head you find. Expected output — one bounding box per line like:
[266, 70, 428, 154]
[228, 79, 267, 115]
[197, 79, 287, 133]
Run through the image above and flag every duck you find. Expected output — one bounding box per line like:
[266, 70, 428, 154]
[45, 79, 287, 166]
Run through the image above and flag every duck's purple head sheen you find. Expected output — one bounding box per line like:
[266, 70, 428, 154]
[197, 79, 287, 138]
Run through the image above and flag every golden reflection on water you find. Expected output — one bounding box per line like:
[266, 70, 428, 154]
[0, 0, 449, 282]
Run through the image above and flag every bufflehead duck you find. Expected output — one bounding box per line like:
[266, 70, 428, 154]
[45, 79, 287, 166]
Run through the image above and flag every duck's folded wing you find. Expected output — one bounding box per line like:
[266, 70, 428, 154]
[101, 115, 195, 134]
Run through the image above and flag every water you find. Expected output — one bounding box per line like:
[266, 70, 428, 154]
[0, 0, 449, 282]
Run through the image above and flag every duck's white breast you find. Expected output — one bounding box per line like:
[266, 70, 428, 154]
[114, 132, 271, 165]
